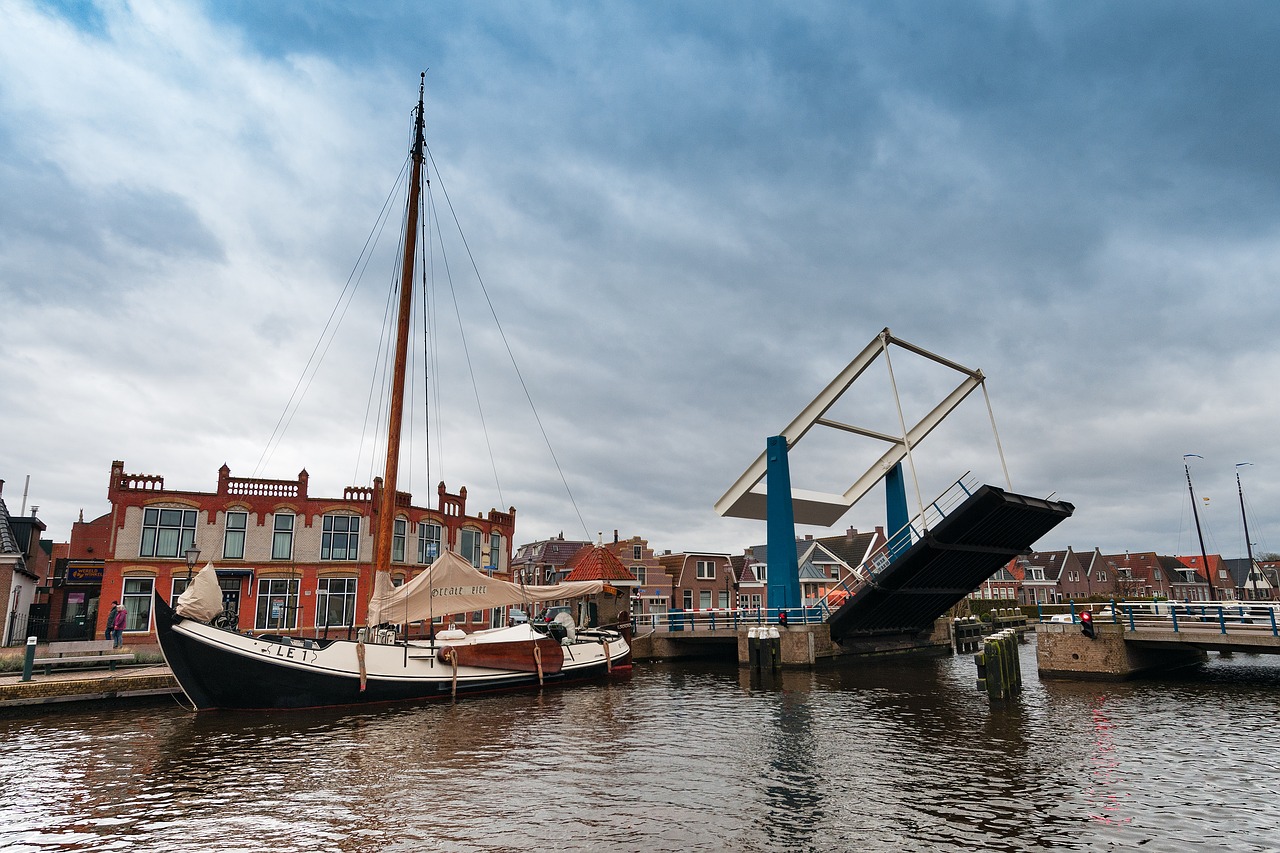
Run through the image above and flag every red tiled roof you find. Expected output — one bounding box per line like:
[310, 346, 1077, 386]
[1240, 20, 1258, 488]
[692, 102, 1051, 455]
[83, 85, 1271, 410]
[563, 545, 635, 582]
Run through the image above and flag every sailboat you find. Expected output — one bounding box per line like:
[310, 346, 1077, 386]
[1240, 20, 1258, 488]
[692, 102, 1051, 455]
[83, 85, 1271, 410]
[153, 77, 630, 711]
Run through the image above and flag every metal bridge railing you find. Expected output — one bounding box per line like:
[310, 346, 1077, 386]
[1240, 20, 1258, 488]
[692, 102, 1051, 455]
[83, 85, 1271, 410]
[1038, 599, 1280, 638]
[809, 473, 981, 619]
[631, 607, 828, 635]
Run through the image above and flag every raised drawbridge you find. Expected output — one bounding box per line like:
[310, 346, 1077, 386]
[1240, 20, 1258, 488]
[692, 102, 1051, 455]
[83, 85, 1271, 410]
[715, 329, 1074, 643]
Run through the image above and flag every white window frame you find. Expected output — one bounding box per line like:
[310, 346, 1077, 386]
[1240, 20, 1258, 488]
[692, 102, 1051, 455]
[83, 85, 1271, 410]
[140, 508, 196, 558]
[489, 531, 502, 569]
[321, 513, 361, 561]
[223, 511, 247, 560]
[256, 577, 300, 630]
[696, 560, 715, 580]
[418, 521, 441, 563]
[122, 577, 154, 632]
[271, 513, 295, 561]
[460, 528, 482, 568]
[317, 576, 358, 628]
[392, 517, 408, 562]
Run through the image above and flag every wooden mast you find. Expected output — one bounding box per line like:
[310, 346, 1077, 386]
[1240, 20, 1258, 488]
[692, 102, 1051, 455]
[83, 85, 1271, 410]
[373, 74, 426, 579]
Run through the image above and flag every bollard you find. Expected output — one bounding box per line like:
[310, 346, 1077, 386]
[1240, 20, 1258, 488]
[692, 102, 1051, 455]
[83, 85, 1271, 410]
[975, 629, 1022, 701]
[21, 636, 36, 682]
[765, 626, 781, 670]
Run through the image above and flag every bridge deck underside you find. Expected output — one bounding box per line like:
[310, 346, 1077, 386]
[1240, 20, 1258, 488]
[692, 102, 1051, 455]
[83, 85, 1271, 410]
[829, 486, 1074, 641]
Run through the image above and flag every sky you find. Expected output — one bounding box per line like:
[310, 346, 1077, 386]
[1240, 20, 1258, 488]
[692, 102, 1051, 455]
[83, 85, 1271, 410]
[2, 0, 1280, 563]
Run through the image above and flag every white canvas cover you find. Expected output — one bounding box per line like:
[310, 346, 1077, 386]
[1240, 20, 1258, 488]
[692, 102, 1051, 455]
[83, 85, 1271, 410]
[367, 550, 604, 625]
[175, 562, 225, 623]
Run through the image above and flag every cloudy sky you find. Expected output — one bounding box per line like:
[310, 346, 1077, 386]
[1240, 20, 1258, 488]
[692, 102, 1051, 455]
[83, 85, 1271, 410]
[3, 0, 1279, 563]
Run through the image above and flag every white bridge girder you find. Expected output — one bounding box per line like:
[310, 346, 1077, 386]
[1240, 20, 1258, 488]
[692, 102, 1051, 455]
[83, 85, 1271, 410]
[714, 328, 986, 527]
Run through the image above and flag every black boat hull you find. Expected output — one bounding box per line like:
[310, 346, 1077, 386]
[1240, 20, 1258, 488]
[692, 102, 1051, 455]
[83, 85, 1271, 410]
[154, 594, 629, 711]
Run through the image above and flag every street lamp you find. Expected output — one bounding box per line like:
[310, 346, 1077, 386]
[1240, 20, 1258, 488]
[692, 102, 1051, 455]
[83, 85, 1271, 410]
[184, 541, 201, 582]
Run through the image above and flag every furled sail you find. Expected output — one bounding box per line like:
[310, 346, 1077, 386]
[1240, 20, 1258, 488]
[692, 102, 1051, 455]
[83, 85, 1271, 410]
[175, 562, 225, 623]
[367, 550, 604, 625]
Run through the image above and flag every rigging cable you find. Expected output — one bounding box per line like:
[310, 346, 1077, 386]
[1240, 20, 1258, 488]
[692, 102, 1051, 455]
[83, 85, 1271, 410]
[423, 150, 505, 509]
[254, 156, 411, 479]
[425, 143, 590, 539]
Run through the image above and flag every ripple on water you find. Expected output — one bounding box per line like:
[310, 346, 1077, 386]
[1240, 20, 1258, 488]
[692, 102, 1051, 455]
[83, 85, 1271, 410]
[2, 639, 1280, 851]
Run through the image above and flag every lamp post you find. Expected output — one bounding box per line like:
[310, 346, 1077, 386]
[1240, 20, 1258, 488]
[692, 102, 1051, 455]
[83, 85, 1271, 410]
[184, 541, 201, 583]
[1183, 455, 1216, 602]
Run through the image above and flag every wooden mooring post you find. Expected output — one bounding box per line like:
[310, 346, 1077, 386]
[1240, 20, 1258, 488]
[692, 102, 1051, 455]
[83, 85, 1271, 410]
[975, 628, 1022, 701]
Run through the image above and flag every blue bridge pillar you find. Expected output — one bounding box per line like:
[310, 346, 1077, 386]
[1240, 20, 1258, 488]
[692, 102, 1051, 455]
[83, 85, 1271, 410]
[885, 462, 911, 559]
[766, 435, 801, 615]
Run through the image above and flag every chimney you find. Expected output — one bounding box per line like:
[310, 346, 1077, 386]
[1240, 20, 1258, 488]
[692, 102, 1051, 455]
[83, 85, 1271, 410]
[614, 529, 619, 543]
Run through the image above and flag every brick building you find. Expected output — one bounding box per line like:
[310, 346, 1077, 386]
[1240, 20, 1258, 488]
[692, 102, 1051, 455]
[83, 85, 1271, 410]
[72, 460, 515, 644]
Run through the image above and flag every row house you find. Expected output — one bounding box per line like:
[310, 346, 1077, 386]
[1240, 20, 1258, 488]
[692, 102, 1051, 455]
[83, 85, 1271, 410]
[561, 544, 638, 626]
[978, 546, 1262, 606]
[601, 532, 668, 617]
[1, 481, 50, 645]
[738, 527, 887, 608]
[68, 460, 516, 645]
[510, 535, 592, 586]
[659, 551, 736, 612]
[1225, 558, 1280, 599]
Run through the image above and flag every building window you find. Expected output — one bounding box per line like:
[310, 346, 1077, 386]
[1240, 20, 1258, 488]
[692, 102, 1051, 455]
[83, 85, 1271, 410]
[122, 577, 154, 631]
[317, 577, 358, 628]
[1154, 568, 1162, 581]
[631, 566, 646, 584]
[321, 514, 360, 561]
[755, 564, 767, 583]
[699, 590, 713, 609]
[391, 517, 407, 562]
[418, 521, 441, 563]
[271, 513, 294, 560]
[696, 560, 715, 580]
[140, 508, 196, 558]
[1097, 571, 1107, 583]
[682, 590, 693, 610]
[489, 531, 502, 569]
[171, 577, 189, 607]
[256, 577, 299, 630]
[633, 544, 643, 561]
[460, 528, 481, 568]
[223, 511, 247, 560]
[718, 591, 730, 609]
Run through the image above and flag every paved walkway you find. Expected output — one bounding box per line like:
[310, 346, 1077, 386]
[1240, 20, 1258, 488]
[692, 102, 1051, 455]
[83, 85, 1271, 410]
[0, 662, 181, 708]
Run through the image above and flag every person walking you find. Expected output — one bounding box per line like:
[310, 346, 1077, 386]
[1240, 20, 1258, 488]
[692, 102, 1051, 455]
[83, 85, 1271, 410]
[104, 601, 120, 644]
[111, 603, 128, 648]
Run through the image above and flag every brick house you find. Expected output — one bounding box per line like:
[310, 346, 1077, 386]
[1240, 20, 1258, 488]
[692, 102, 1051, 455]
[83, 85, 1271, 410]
[1016, 550, 1065, 604]
[1175, 554, 1234, 600]
[660, 551, 736, 612]
[600, 532, 668, 617]
[1056, 547, 1103, 601]
[83, 460, 515, 644]
[510, 534, 592, 586]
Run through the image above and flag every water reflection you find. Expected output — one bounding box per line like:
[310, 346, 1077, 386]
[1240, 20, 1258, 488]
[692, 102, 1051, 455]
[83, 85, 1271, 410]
[3, 638, 1280, 851]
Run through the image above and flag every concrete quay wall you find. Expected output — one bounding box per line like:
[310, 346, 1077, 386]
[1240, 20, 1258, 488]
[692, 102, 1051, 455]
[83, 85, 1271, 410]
[1036, 622, 1207, 680]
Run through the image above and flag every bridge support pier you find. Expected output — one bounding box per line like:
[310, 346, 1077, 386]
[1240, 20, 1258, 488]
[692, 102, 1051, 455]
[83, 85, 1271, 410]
[1037, 623, 1207, 680]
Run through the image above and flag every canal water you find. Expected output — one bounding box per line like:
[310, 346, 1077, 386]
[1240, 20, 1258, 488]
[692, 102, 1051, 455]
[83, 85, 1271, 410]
[2, 634, 1278, 852]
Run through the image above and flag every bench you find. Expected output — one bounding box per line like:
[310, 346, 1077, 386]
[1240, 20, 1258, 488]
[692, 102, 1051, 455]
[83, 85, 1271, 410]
[33, 640, 136, 675]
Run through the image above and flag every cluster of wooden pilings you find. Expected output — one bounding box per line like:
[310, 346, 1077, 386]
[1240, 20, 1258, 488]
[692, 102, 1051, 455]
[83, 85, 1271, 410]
[746, 626, 782, 673]
[974, 628, 1022, 701]
[989, 608, 1029, 631]
[954, 617, 984, 652]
